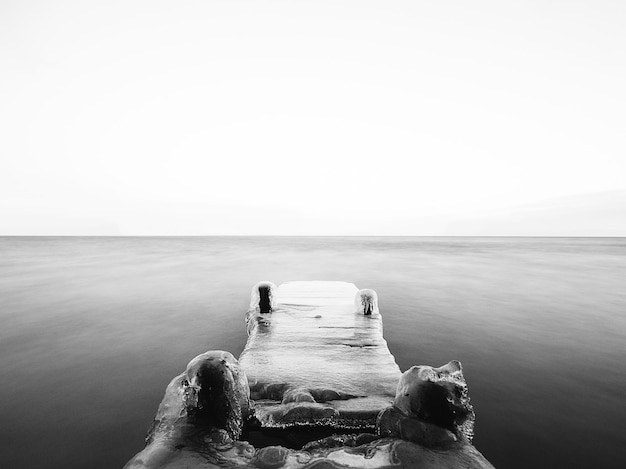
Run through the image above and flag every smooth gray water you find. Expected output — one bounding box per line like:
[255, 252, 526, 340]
[0, 236, 624, 468]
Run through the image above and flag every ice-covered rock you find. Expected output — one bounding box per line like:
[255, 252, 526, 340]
[124, 351, 254, 468]
[377, 361, 476, 447]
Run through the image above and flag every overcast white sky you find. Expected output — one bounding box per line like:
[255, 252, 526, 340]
[1, 1, 625, 235]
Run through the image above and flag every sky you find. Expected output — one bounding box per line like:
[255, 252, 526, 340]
[1, 0, 625, 235]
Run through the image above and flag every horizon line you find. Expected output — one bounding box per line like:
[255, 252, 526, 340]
[2, 234, 625, 239]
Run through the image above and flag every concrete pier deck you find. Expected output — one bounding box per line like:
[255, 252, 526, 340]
[239, 281, 402, 428]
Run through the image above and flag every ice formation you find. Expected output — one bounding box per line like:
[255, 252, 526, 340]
[124, 282, 494, 469]
[377, 361, 476, 447]
[249, 281, 277, 314]
[355, 288, 379, 316]
[240, 282, 398, 429]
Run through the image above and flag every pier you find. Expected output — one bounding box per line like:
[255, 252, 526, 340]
[241, 281, 401, 429]
[124, 281, 494, 469]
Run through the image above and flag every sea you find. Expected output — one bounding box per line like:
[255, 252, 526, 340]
[0, 236, 624, 469]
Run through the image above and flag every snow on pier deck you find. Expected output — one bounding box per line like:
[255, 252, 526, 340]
[239, 281, 402, 429]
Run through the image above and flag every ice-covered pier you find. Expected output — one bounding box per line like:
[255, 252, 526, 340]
[124, 281, 494, 469]
[241, 281, 400, 429]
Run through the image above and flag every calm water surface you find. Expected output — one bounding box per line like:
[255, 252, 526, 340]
[0, 236, 624, 468]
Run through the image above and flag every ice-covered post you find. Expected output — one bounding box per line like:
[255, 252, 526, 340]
[250, 281, 277, 314]
[355, 288, 379, 315]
